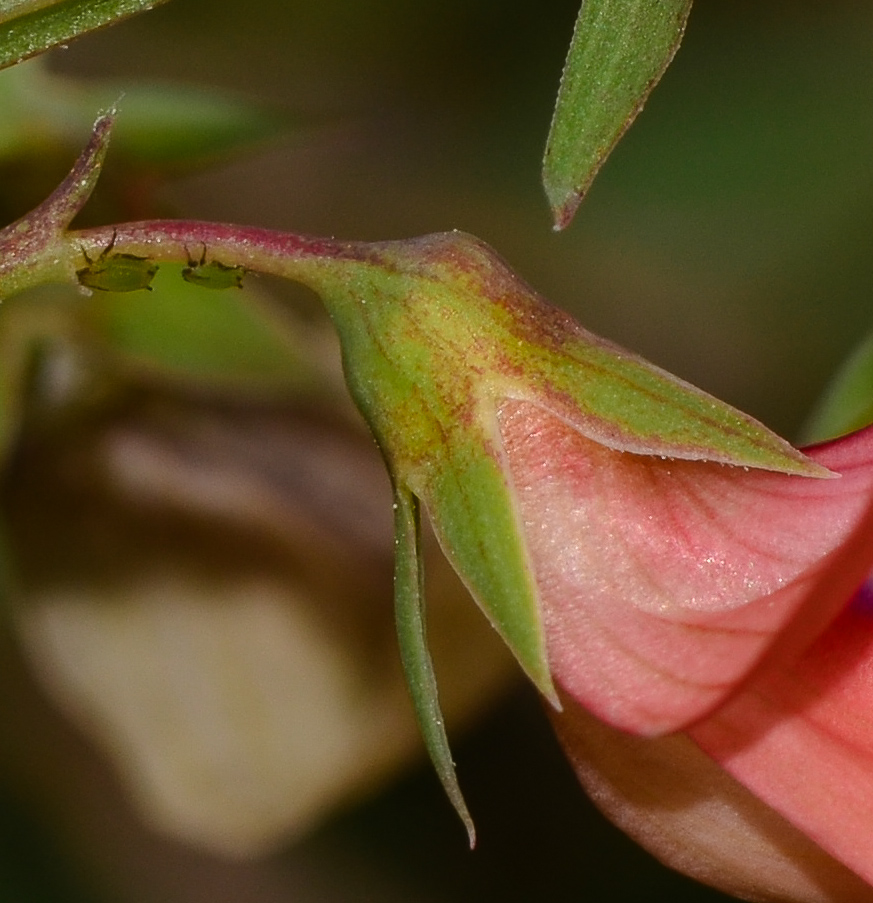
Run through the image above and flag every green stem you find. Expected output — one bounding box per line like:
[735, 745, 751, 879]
[69, 220, 368, 288]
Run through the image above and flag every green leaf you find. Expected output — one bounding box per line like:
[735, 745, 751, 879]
[0, 60, 288, 180]
[802, 330, 873, 444]
[0, 0, 170, 72]
[543, 0, 693, 229]
[393, 486, 475, 846]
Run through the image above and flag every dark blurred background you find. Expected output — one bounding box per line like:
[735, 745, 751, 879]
[1, 1, 872, 900]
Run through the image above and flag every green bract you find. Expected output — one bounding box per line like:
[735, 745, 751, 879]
[276, 230, 828, 835]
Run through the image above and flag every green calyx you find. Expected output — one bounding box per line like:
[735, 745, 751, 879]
[301, 231, 826, 482]
[277, 228, 827, 835]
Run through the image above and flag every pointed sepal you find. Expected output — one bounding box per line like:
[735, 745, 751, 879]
[393, 486, 475, 846]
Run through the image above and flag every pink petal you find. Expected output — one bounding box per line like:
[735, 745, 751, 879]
[550, 690, 873, 902]
[497, 401, 873, 734]
[692, 583, 873, 887]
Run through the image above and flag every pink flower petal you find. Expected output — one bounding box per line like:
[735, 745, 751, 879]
[550, 690, 873, 902]
[692, 584, 873, 887]
[497, 401, 873, 734]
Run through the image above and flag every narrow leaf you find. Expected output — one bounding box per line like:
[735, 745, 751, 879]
[76, 83, 288, 168]
[0, 0, 170, 71]
[543, 0, 693, 229]
[393, 485, 475, 846]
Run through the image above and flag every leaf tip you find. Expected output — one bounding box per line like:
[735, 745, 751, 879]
[462, 805, 477, 850]
[544, 174, 586, 231]
[521, 648, 562, 710]
[551, 196, 581, 231]
[432, 738, 477, 848]
[545, 685, 563, 713]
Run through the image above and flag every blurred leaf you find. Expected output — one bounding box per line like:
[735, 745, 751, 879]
[543, 0, 693, 229]
[79, 82, 288, 168]
[802, 330, 873, 443]
[0, 59, 287, 172]
[0, 292, 72, 470]
[80, 265, 322, 397]
[0, 0, 170, 71]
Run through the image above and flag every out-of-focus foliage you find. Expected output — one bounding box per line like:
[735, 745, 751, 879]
[79, 267, 322, 395]
[0, 59, 288, 226]
[803, 330, 873, 443]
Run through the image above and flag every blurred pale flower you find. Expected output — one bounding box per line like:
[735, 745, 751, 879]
[1, 299, 513, 859]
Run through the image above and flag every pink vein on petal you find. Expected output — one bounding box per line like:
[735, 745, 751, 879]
[496, 401, 873, 735]
[692, 594, 873, 886]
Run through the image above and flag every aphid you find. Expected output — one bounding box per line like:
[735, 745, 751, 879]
[76, 231, 158, 293]
[182, 245, 246, 290]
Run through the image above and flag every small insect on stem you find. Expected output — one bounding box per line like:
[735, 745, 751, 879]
[76, 230, 159, 293]
[182, 244, 246, 290]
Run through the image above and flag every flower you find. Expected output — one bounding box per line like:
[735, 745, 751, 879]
[499, 398, 873, 900]
[247, 224, 873, 887]
[271, 229, 834, 843]
[10, 117, 871, 889]
[188, 222, 872, 881]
